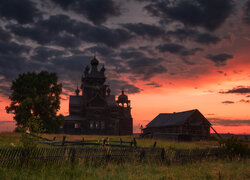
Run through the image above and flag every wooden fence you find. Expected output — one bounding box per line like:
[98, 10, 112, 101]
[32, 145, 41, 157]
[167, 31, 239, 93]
[0, 133, 223, 166]
[0, 146, 165, 167]
[37, 136, 138, 148]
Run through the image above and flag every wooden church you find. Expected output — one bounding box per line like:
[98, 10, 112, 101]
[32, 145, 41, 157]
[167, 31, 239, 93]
[58, 57, 133, 135]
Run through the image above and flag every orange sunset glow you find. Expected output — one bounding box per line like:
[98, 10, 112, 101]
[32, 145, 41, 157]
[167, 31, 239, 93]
[0, 0, 249, 134]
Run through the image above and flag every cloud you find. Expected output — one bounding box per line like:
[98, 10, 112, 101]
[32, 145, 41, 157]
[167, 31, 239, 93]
[0, 41, 30, 56]
[109, 79, 141, 95]
[31, 47, 65, 62]
[145, 82, 162, 88]
[220, 86, 250, 94]
[206, 53, 233, 66]
[156, 43, 203, 56]
[85, 45, 114, 57]
[119, 49, 145, 59]
[0, 0, 41, 24]
[167, 28, 221, 45]
[144, 0, 234, 31]
[243, 0, 250, 25]
[51, 0, 121, 24]
[239, 99, 250, 103]
[209, 118, 250, 126]
[194, 33, 221, 45]
[0, 28, 12, 42]
[222, 100, 234, 104]
[121, 23, 165, 38]
[126, 57, 167, 80]
[8, 15, 133, 48]
[52, 34, 82, 49]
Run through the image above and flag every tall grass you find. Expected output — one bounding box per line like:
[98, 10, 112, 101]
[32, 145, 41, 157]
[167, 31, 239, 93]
[0, 133, 249, 180]
[0, 159, 249, 180]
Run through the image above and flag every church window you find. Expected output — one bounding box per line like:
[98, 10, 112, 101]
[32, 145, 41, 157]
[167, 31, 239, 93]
[74, 123, 79, 128]
[101, 121, 105, 129]
[90, 121, 94, 129]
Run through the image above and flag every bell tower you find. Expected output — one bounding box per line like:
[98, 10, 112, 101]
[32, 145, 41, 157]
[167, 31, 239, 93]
[81, 56, 107, 106]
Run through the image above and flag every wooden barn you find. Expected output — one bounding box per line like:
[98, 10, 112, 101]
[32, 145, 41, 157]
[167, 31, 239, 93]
[142, 109, 211, 141]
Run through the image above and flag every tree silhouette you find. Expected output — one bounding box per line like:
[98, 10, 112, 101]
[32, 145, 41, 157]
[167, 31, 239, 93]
[6, 71, 64, 133]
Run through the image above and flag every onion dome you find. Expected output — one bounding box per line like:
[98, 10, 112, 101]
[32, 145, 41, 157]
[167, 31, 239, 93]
[84, 65, 90, 75]
[85, 65, 90, 72]
[91, 56, 99, 66]
[118, 90, 128, 103]
[107, 87, 111, 96]
[101, 64, 105, 72]
[75, 84, 80, 96]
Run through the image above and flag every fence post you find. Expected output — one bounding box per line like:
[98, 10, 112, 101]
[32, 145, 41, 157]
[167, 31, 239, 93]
[133, 138, 137, 147]
[71, 148, 76, 163]
[153, 141, 157, 148]
[62, 136, 66, 146]
[160, 148, 165, 162]
[102, 138, 106, 146]
[81, 137, 84, 146]
[20, 148, 27, 166]
[139, 149, 145, 161]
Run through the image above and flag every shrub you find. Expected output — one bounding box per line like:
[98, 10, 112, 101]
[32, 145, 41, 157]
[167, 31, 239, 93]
[218, 136, 249, 159]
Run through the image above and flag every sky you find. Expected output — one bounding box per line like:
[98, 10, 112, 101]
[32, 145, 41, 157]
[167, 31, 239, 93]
[0, 0, 249, 134]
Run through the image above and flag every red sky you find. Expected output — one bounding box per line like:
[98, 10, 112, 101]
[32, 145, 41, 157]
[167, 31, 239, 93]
[0, 0, 250, 134]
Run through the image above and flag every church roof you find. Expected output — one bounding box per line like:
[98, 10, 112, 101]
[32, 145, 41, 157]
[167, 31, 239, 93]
[65, 115, 86, 121]
[69, 96, 82, 105]
[146, 109, 209, 128]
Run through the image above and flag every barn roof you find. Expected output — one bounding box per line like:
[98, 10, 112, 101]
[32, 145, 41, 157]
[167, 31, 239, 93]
[146, 109, 209, 128]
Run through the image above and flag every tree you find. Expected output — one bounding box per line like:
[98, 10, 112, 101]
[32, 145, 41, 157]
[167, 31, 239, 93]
[6, 71, 64, 133]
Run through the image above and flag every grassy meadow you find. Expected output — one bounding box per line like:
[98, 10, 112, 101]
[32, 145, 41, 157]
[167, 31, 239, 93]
[0, 132, 219, 150]
[0, 133, 249, 180]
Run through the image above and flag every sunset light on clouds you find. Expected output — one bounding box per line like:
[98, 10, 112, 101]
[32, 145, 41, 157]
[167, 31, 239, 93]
[0, 0, 249, 134]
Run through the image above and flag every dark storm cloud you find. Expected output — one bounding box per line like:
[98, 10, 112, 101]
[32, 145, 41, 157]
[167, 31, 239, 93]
[0, 28, 12, 42]
[51, 0, 120, 24]
[31, 47, 65, 62]
[8, 15, 133, 48]
[0, 55, 43, 82]
[156, 43, 203, 56]
[167, 28, 221, 45]
[52, 34, 82, 49]
[0, 41, 30, 56]
[209, 118, 250, 126]
[109, 79, 141, 95]
[119, 49, 145, 59]
[85, 46, 114, 57]
[126, 57, 167, 80]
[0, 0, 40, 24]
[121, 23, 165, 38]
[243, 0, 250, 24]
[220, 86, 250, 94]
[144, 0, 234, 31]
[194, 33, 221, 45]
[206, 53, 233, 66]
[222, 100, 234, 104]
[51, 55, 91, 72]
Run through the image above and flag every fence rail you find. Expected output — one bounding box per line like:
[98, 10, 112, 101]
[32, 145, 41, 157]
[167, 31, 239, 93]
[0, 146, 165, 167]
[35, 135, 137, 148]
